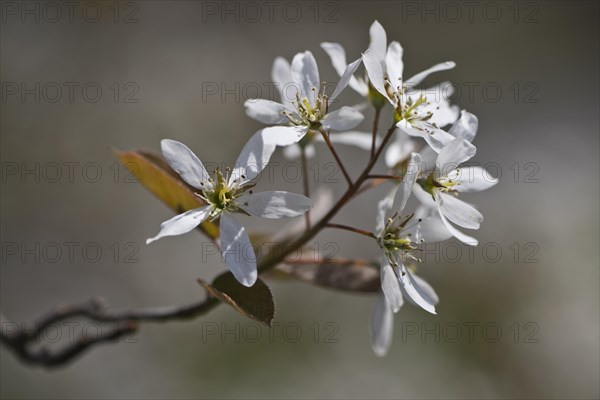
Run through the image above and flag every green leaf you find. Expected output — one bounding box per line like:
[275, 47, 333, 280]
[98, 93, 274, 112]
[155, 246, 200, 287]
[198, 273, 275, 326]
[113, 148, 219, 240]
[275, 262, 380, 293]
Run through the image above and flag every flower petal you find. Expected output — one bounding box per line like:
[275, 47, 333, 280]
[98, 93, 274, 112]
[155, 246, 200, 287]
[370, 293, 394, 357]
[435, 192, 482, 230]
[450, 166, 499, 193]
[436, 139, 476, 176]
[272, 56, 294, 107]
[363, 49, 391, 103]
[320, 42, 348, 76]
[381, 260, 403, 313]
[237, 191, 312, 219]
[291, 51, 320, 107]
[220, 214, 257, 287]
[412, 183, 438, 209]
[405, 61, 456, 88]
[368, 20, 387, 64]
[420, 83, 460, 127]
[394, 152, 421, 214]
[322, 106, 364, 131]
[229, 128, 278, 186]
[397, 120, 455, 153]
[146, 206, 211, 244]
[412, 274, 440, 305]
[244, 99, 291, 125]
[321, 42, 369, 96]
[161, 139, 211, 190]
[404, 215, 452, 243]
[384, 129, 418, 168]
[436, 203, 479, 246]
[329, 58, 363, 103]
[261, 125, 309, 147]
[385, 41, 404, 87]
[398, 264, 436, 314]
[327, 131, 377, 151]
[375, 184, 399, 233]
[449, 110, 478, 142]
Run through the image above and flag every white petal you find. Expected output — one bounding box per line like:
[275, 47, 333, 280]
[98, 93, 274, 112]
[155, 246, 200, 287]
[394, 152, 421, 214]
[397, 120, 455, 153]
[327, 131, 377, 151]
[220, 214, 257, 287]
[405, 61, 456, 88]
[436, 139, 476, 176]
[412, 183, 437, 209]
[322, 106, 364, 131]
[321, 42, 369, 96]
[161, 139, 211, 190]
[449, 166, 499, 193]
[375, 185, 400, 233]
[146, 206, 211, 244]
[385, 41, 404, 86]
[381, 260, 403, 313]
[229, 128, 278, 185]
[384, 129, 418, 168]
[368, 20, 387, 64]
[291, 51, 320, 107]
[237, 191, 312, 219]
[260, 125, 309, 147]
[412, 274, 440, 305]
[271, 187, 333, 242]
[329, 58, 362, 102]
[320, 42, 348, 76]
[435, 192, 482, 230]
[244, 99, 290, 125]
[436, 204, 479, 246]
[272, 57, 294, 106]
[420, 83, 460, 127]
[398, 264, 436, 314]
[403, 215, 452, 243]
[363, 49, 391, 103]
[370, 293, 394, 357]
[449, 110, 478, 142]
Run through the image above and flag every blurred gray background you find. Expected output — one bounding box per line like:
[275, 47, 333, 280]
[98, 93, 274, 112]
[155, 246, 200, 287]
[1, 1, 598, 398]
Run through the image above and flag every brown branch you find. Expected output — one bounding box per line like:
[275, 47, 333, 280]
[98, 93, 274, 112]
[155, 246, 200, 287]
[1, 122, 399, 369]
[318, 128, 353, 186]
[0, 296, 218, 368]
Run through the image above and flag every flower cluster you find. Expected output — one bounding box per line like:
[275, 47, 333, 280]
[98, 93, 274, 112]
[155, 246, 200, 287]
[146, 20, 498, 356]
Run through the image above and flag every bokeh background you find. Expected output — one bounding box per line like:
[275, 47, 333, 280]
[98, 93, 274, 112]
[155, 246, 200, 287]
[1, 1, 598, 398]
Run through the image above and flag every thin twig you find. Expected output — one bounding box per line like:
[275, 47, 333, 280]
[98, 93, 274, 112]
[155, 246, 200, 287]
[300, 146, 311, 230]
[371, 107, 382, 160]
[318, 128, 353, 186]
[0, 296, 218, 367]
[325, 223, 376, 239]
[367, 174, 403, 181]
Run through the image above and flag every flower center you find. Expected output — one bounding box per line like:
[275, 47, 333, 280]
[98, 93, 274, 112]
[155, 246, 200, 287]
[283, 85, 329, 129]
[377, 213, 421, 266]
[418, 173, 459, 195]
[198, 169, 254, 219]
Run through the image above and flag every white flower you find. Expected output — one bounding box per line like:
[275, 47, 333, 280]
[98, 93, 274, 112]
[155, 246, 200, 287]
[413, 138, 498, 246]
[370, 273, 440, 357]
[146, 135, 312, 287]
[244, 51, 364, 148]
[373, 153, 451, 315]
[386, 109, 479, 169]
[368, 152, 454, 356]
[321, 20, 382, 97]
[360, 21, 459, 153]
